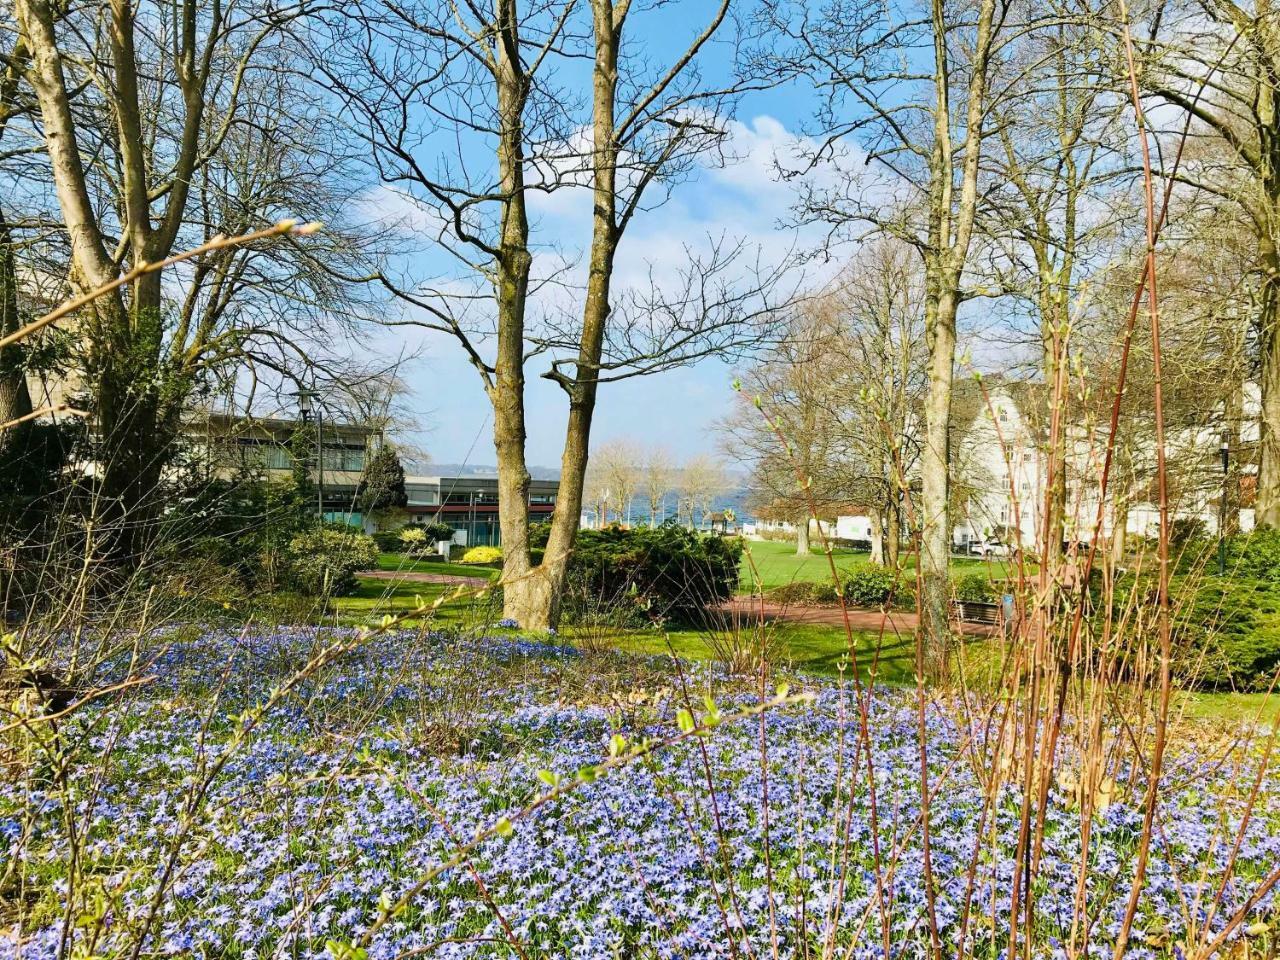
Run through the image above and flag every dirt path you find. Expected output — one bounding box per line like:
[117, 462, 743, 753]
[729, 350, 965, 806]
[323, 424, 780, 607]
[360, 569, 492, 588]
[718, 597, 998, 637]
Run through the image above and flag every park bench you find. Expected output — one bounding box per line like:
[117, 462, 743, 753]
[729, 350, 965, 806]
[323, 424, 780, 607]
[951, 599, 1003, 626]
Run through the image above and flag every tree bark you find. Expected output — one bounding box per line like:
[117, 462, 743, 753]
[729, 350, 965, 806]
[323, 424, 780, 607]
[869, 509, 884, 564]
[919, 285, 957, 677]
[887, 496, 901, 568]
[917, 0, 996, 679]
[795, 518, 811, 555]
[0, 209, 32, 433]
[489, 0, 541, 626]
[1259, 239, 1280, 527]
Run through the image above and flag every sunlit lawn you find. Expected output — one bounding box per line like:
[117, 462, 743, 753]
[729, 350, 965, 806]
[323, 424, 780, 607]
[336, 573, 1275, 724]
[374, 551, 497, 580]
[740, 538, 1025, 590]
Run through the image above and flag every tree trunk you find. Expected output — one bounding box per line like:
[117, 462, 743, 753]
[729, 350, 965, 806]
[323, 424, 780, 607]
[0, 41, 33, 438]
[887, 497, 901, 568]
[919, 285, 956, 679]
[490, 4, 539, 626]
[1258, 243, 1280, 527]
[504, 0, 620, 630]
[795, 518, 811, 555]
[1225, 383, 1243, 534]
[0, 209, 32, 434]
[1110, 499, 1128, 568]
[1041, 322, 1068, 562]
[869, 510, 884, 564]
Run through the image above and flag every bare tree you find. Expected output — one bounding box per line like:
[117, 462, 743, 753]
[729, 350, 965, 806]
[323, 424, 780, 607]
[641, 444, 675, 525]
[677, 453, 728, 529]
[320, 0, 783, 627]
[723, 300, 848, 556]
[1138, 0, 1280, 526]
[13, 0, 368, 554]
[982, 6, 1130, 563]
[754, 0, 1004, 673]
[588, 438, 641, 527]
[828, 239, 928, 567]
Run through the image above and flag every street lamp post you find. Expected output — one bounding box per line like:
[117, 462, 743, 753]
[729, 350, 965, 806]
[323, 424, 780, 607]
[1218, 430, 1230, 576]
[292, 388, 323, 521]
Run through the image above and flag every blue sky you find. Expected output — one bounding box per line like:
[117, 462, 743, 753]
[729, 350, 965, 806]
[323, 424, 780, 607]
[356, 7, 834, 470]
[405, 112, 826, 468]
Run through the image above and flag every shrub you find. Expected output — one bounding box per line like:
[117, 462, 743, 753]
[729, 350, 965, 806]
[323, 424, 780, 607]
[424, 522, 455, 543]
[567, 525, 742, 625]
[373, 529, 402, 551]
[1224, 529, 1280, 582]
[1179, 575, 1280, 690]
[841, 563, 896, 608]
[460, 545, 503, 565]
[953, 571, 996, 603]
[285, 527, 379, 596]
[811, 580, 841, 604]
[398, 526, 429, 553]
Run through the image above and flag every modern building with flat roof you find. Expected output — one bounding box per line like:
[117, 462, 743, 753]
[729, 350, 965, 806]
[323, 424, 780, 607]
[405, 475, 559, 547]
[193, 411, 558, 544]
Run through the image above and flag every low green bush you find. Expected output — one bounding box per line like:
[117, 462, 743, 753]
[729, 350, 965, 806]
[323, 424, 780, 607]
[285, 527, 379, 596]
[953, 571, 996, 603]
[1101, 535, 1280, 691]
[373, 529, 403, 552]
[460, 545, 503, 565]
[1175, 577, 1280, 690]
[841, 564, 896, 608]
[424, 522, 455, 543]
[566, 524, 743, 626]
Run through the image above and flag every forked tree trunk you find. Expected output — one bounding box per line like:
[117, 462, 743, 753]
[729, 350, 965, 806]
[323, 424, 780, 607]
[503, 0, 620, 630]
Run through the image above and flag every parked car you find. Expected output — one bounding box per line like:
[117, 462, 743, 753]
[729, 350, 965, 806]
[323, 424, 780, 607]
[969, 538, 1012, 558]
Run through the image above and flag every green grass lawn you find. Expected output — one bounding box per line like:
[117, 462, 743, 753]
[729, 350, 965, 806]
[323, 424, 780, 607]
[336, 570, 1275, 724]
[740, 538, 1022, 590]
[332, 576, 495, 624]
[374, 551, 498, 580]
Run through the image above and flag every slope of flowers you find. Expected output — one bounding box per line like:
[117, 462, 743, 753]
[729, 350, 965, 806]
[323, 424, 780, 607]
[1, 627, 1277, 959]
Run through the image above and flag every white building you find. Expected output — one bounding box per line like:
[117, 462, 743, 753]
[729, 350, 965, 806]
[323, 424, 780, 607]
[951, 385, 1258, 550]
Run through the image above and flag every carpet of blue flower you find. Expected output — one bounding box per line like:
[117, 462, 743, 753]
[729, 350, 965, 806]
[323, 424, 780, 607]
[2, 627, 1277, 958]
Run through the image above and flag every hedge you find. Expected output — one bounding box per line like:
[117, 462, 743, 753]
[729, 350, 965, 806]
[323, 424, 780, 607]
[564, 524, 742, 626]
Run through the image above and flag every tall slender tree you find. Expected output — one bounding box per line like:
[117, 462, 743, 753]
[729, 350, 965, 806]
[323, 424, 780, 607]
[756, 0, 1004, 674]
